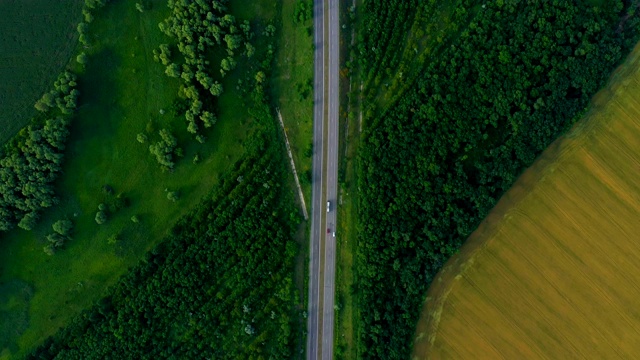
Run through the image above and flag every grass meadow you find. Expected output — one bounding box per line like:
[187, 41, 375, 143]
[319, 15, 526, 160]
[0, 0, 312, 357]
[0, 0, 82, 145]
[412, 42, 640, 359]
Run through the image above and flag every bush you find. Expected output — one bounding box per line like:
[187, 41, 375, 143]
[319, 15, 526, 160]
[77, 52, 88, 65]
[167, 191, 179, 202]
[136, 133, 147, 143]
[95, 211, 107, 225]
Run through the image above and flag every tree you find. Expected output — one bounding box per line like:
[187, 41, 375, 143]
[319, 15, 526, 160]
[34, 100, 49, 112]
[245, 43, 255, 58]
[77, 52, 88, 65]
[95, 211, 107, 225]
[52, 219, 73, 236]
[263, 24, 276, 37]
[210, 82, 223, 96]
[82, 9, 94, 23]
[47, 233, 66, 247]
[149, 129, 179, 170]
[200, 111, 216, 128]
[18, 212, 39, 231]
[221, 57, 237, 72]
[135, 2, 144, 12]
[77, 22, 89, 35]
[131, 215, 140, 223]
[43, 244, 56, 256]
[224, 34, 243, 50]
[137, 133, 148, 143]
[165, 63, 181, 78]
[167, 191, 179, 202]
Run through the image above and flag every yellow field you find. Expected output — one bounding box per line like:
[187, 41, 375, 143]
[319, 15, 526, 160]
[412, 44, 640, 359]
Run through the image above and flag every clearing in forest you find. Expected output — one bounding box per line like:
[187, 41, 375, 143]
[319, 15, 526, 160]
[413, 43, 640, 359]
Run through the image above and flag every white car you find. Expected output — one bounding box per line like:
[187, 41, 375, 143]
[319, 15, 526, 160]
[327, 201, 330, 213]
[332, 232, 335, 237]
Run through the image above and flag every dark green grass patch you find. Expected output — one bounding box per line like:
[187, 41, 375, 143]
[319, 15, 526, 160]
[0, 0, 82, 145]
[0, 280, 33, 357]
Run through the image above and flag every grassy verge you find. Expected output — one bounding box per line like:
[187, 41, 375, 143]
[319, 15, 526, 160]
[334, 0, 360, 358]
[0, 0, 276, 357]
[269, 0, 314, 356]
[271, 0, 314, 209]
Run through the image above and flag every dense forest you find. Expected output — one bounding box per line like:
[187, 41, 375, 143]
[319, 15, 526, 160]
[356, 1, 640, 358]
[0, 71, 78, 232]
[357, 0, 418, 89]
[27, 125, 301, 359]
[158, 0, 255, 139]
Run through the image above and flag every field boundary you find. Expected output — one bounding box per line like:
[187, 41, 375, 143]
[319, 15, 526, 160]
[412, 41, 640, 358]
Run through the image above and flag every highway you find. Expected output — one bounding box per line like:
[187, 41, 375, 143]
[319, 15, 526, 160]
[307, 0, 339, 359]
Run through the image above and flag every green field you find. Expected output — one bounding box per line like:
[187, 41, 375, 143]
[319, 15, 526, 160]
[0, 0, 308, 357]
[0, 0, 82, 145]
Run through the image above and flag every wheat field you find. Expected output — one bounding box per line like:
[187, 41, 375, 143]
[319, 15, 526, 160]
[412, 45, 640, 359]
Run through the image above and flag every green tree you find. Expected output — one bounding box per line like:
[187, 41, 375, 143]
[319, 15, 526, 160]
[221, 57, 237, 72]
[167, 191, 179, 202]
[224, 34, 243, 50]
[77, 52, 88, 65]
[52, 219, 73, 236]
[46, 233, 66, 247]
[43, 244, 56, 256]
[210, 82, 223, 96]
[18, 212, 39, 231]
[200, 111, 216, 128]
[95, 211, 107, 225]
[137, 133, 148, 143]
[165, 63, 181, 78]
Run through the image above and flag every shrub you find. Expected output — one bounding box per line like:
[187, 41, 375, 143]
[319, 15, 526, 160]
[95, 211, 107, 225]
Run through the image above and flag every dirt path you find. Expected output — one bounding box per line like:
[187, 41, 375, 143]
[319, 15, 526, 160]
[276, 108, 308, 220]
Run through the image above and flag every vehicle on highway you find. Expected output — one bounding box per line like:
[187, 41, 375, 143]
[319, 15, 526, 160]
[327, 200, 330, 212]
[327, 228, 331, 234]
[332, 232, 335, 237]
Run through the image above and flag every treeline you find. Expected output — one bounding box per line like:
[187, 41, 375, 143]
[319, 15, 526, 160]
[157, 0, 256, 138]
[357, 0, 418, 89]
[28, 130, 301, 359]
[0, 71, 79, 232]
[356, 1, 640, 358]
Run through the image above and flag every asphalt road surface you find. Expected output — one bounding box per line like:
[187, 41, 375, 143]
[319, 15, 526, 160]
[307, 0, 339, 359]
